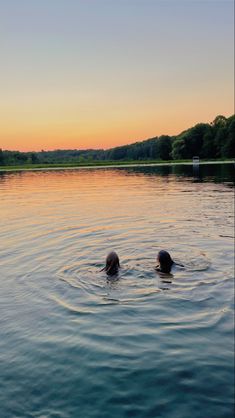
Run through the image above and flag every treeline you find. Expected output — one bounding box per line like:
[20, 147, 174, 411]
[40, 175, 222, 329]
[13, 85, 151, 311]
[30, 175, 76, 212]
[0, 114, 234, 166]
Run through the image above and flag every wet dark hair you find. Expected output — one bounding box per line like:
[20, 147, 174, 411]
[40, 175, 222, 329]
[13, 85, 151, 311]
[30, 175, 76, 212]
[104, 251, 120, 275]
[157, 250, 174, 273]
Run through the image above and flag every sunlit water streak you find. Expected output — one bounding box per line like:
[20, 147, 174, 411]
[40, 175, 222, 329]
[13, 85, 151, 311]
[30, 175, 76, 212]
[0, 164, 234, 418]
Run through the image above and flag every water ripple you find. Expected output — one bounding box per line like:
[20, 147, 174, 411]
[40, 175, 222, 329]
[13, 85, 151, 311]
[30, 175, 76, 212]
[0, 166, 234, 418]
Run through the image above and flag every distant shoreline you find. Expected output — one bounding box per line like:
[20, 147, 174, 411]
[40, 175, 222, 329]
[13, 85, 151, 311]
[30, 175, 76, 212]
[0, 159, 234, 172]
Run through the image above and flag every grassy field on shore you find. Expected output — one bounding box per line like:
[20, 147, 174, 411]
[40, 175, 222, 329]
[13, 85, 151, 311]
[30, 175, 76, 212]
[0, 159, 234, 171]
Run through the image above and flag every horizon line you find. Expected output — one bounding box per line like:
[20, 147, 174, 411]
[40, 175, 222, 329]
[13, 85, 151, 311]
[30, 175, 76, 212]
[2, 112, 233, 154]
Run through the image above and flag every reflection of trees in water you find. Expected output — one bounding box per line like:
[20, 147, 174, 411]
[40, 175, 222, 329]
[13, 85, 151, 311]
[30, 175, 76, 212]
[196, 163, 235, 185]
[119, 163, 234, 185]
[0, 172, 7, 183]
[0, 170, 26, 184]
[122, 165, 172, 177]
[0, 163, 234, 187]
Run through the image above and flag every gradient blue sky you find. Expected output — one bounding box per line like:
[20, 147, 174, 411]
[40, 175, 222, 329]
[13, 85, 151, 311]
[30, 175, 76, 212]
[0, 0, 234, 151]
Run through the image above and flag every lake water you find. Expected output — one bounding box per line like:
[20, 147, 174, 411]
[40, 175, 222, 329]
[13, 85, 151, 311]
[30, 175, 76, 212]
[0, 163, 234, 418]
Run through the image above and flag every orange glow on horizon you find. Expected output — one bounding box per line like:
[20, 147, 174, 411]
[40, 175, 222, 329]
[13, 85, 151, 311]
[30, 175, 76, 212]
[0, 0, 233, 153]
[2, 106, 233, 152]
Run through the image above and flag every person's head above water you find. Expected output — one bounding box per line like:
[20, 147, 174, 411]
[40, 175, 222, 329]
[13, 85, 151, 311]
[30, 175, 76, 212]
[156, 250, 174, 273]
[104, 251, 120, 275]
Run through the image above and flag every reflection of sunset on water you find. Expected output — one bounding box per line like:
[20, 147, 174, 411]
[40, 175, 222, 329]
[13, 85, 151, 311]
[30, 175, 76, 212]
[0, 165, 234, 418]
[0, 166, 233, 259]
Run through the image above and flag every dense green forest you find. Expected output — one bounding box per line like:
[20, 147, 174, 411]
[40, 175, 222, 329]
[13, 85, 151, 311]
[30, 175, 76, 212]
[0, 114, 234, 166]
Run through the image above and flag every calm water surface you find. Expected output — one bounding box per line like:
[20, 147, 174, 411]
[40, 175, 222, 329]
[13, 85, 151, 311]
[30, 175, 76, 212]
[0, 163, 234, 418]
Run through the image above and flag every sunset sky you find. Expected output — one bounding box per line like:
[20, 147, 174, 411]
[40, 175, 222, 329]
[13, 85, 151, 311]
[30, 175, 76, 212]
[0, 0, 234, 152]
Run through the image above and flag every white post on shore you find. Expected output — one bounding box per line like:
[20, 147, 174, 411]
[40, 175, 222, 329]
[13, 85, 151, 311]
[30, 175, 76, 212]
[193, 156, 200, 166]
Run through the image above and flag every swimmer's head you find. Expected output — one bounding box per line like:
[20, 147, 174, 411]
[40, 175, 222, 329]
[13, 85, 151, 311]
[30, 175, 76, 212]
[105, 251, 120, 275]
[157, 250, 174, 273]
